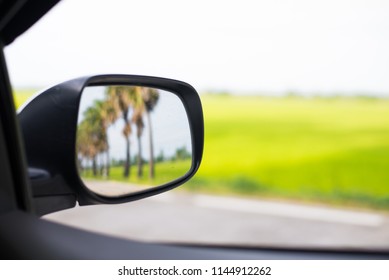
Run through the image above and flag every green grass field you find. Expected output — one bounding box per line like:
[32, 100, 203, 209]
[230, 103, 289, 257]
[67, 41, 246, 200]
[186, 94, 389, 209]
[14, 91, 389, 209]
[81, 160, 192, 187]
[13, 89, 37, 109]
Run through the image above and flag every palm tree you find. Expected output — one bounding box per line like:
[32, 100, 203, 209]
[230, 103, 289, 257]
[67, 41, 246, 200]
[77, 104, 107, 176]
[141, 87, 159, 179]
[77, 120, 93, 175]
[98, 99, 119, 177]
[132, 87, 145, 178]
[106, 86, 137, 178]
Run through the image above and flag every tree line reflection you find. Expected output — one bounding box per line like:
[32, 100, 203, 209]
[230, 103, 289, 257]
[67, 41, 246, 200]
[77, 86, 160, 180]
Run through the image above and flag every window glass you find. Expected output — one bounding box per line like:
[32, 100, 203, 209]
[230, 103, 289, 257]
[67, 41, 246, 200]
[6, 0, 389, 249]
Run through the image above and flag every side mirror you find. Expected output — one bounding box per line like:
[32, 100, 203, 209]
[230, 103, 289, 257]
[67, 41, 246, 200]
[18, 75, 203, 215]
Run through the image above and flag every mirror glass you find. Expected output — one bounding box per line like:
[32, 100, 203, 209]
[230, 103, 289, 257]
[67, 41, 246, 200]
[76, 85, 192, 197]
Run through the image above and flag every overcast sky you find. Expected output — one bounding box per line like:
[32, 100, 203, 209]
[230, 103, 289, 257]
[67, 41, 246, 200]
[4, 0, 389, 95]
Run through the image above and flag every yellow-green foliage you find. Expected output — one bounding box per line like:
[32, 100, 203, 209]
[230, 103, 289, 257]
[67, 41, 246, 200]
[110, 160, 191, 185]
[81, 160, 192, 187]
[13, 89, 37, 109]
[188, 94, 389, 208]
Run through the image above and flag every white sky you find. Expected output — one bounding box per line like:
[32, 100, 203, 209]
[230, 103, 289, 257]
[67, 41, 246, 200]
[4, 0, 389, 95]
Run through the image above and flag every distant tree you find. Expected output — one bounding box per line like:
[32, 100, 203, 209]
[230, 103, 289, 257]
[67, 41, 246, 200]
[174, 146, 191, 161]
[106, 86, 137, 178]
[77, 103, 108, 176]
[98, 99, 119, 177]
[141, 87, 159, 179]
[77, 120, 94, 174]
[156, 150, 165, 163]
[132, 87, 146, 178]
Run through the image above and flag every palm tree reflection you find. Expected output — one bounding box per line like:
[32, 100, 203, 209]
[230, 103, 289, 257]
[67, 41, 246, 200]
[77, 86, 190, 188]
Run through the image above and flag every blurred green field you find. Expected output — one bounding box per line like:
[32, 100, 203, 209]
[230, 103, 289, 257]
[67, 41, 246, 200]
[81, 160, 192, 187]
[13, 89, 36, 108]
[186, 94, 389, 209]
[14, 91, 389, 208]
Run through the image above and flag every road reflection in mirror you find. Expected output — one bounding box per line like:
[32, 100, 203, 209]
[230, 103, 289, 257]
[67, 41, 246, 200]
[76, 85, 192, 197]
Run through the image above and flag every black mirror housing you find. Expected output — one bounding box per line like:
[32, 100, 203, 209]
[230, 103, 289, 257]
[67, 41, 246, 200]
[18, 75, 204, 215]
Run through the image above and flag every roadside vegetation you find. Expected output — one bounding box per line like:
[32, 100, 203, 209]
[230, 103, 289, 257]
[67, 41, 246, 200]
[87, 160, 192, 186]
[14, 90, 389, 209]
[187, 94, 389, 209]
[13, 88, 36, 108]
[76, 86, 160, 181]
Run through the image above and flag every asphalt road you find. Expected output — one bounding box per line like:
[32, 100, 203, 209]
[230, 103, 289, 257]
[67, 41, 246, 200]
[44, 186, 389, 250]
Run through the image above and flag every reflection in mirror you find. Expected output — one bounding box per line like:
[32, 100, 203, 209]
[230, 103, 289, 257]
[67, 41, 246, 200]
[76, 86, 192, 197]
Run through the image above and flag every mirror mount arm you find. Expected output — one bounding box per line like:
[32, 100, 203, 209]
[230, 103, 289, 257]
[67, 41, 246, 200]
[19, 77, 88, 215]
